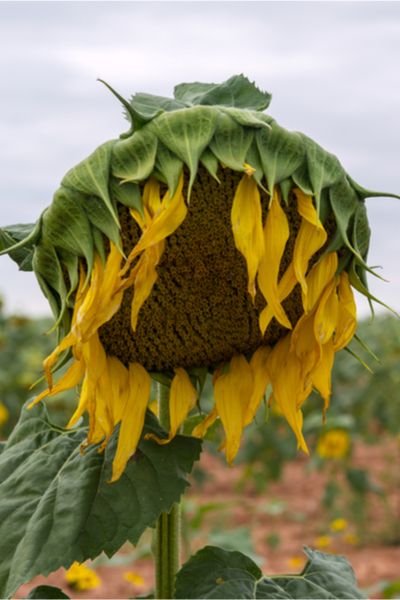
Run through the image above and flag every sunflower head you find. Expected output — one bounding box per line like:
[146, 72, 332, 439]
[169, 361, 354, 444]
[1, 74, 397, 480]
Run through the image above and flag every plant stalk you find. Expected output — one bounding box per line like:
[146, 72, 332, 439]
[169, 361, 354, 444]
[153, 382, 181, 599]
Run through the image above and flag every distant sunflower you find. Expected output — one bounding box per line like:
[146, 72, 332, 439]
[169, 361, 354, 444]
[1, 75, 397, 481]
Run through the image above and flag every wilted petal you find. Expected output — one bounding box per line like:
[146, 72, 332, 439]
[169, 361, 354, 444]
[131, 241, 165, 331]
[231, 173, 264, 300]
[111, 363, 151, 482]
[334, 272, 357, 350]
[267, 335, 309, 453]
[311, 339, 335, 416]
[29, 359, 85, 407]
[258, 190, 291, 328]
[244, 346, 271, 426]
[293, 190, 327, 299]
[214, 355, 254, 464]
[147, 367, 197, 445]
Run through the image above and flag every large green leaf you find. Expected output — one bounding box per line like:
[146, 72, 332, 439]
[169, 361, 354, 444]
[174, 75, 272, 111]
[0, 403, 201, 599]
[62, 140, 118, 225]
[174, 546, 365, 599]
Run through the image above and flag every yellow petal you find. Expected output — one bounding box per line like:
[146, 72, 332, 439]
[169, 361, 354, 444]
[258, 190, 291, 328]
[314, 279, 339, 344]
[142, 177, 162, 219]
[231, 174, 264, 300]
[107, 356, 130, 425]
[111, 363, 151, 482]
[333, 272, 357, 351]
[311, 339, 335, 416]
[290, 310, 321, 381]
[214, 355, 253, 464]
[304, 252, 338, 313]
[293, 190, 327, 298]
[67, 372, 90, 428]
[259, 263, 297, 334]
[192, 406, 218, 438]
[244, 346, 271, 426]
[121, 174, 186, 275]
[267, 335, 309, 453]
[146, 367, 197, 445]
[130, 241, 165, 331]
[29, 359, 85, 408]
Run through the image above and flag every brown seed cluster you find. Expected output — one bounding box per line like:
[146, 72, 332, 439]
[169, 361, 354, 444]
[99, 167, 326, 372]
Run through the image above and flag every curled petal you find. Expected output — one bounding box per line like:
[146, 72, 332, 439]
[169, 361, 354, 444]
[334, 272, 357, 350]
[231, 173, 264, 300]
[267, 335, 309, 453]
[111, 363, 151, 482]
[214, 355, 253, 464]
[244, 346, 271, 426]
[293, 190, 327, 299]
[258, 190, 291, 328]
[146, 367, 197, 445]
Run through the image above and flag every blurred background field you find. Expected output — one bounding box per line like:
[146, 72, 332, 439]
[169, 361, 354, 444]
[0, 298, 399, 599]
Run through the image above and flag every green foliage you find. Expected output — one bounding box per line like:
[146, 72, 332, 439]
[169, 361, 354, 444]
[0, 306, 72, 437]
[26, 585, 70, 599]
[175, 545, 365, 599]
[0, 402, 201, 599]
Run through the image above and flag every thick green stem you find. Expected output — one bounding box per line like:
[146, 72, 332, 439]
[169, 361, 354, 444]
[153, 382, 181, 599]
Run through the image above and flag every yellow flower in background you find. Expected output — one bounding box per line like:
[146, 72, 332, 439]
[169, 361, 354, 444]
[287, 556, 305, 570]
[2, 74, 394, 482]
[0, 403, 9, 428]
[65, 562, 101, 591]
[314, 535, 332, 549]
[123, 571, 145, 586]
[317, 429, 350, 460]
[330, 518, 348, 532]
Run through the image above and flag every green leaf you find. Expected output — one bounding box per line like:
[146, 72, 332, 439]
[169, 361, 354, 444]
[130, 92, 186, 121]
[112, 128, 158, 184]
[220, 107, 272, 130]
[174, 75, 272, 111]
[0, 220, 42, 270]
[32, 243, 67, 326]
[256, 125, 305, 194]
[42, 188, 94, 274]
[209, 113, 254, 172]
[110, 178, 143, 215]
[175, 546, 365, 599]
[175, 546, 261, 599]
[329, 178, 360, 256]
[0, 402, 201, 599]
[200, 148, 220, 182]
[149, 106, 217, 197]
[153, 142, 184, 196]
[352, 202, 371, 259]
[300, 135, 343, 212]
[62, 140, 118, 225]
[78, 193, 122, 251]
[25, 585, 70, 599]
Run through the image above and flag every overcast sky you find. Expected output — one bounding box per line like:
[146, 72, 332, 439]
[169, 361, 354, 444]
[0, 1, 399, 319]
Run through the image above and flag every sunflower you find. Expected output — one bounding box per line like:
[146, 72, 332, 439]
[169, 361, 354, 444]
[1, 75, 396, 482]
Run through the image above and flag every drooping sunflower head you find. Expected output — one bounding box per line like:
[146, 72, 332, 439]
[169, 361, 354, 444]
[1, 75, 397, 480]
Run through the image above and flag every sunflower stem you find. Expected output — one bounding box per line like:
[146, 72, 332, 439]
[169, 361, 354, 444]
[153, 382, 181, 599]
